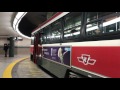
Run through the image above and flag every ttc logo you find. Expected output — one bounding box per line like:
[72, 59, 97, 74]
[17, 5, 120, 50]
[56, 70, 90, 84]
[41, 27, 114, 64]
[77, 54, 96, 65]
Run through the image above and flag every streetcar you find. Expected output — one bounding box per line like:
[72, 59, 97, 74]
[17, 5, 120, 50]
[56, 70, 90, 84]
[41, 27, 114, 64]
[30, 12, 120, 78]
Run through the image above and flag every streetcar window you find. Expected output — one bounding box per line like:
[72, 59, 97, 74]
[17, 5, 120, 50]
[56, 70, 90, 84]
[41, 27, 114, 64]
[41, 27, 50, 44]
[44, 26, 51, 44]
[117, 22, 120, 31]
[102, 14, 119, 33]
[41, 29, 45, 44]
[86, 12, 119, 36]
[87, 12, 115, 23]
[64, 12, 82, 40]
[87, 12, 98, 23]
[38, 31, 43, 45]
[51, 20, 62, 43]
[86, 21, 103, 36]
[64, 26, 81, 39]
[98, 12, 115, 18]
[64, 12, 81, 30]
[104, 23, 116, 33]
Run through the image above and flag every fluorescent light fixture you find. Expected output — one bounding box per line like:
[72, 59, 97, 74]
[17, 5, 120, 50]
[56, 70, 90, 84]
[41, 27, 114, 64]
[13, 18, 18, 25]
[48, 35, 61, 39]
[87, 26, 98, 31]
[51, 36, 54, 38]
[55, 35, 60, 38]
[87, 24, 92, 27]
[73, 32, 80, 35]
[76, 27, 81, 30]
[16, 12, 27, 19]
[17, 37, 23, 39]
[103, 17, 120, 27]
[13, 12, 31, 39]
[64, 34, 71, 37]
[31, 37, 34, 40]
[86, 16, 120, 32]
[13, 12, 27, 29]
[13, 24, 16, 30]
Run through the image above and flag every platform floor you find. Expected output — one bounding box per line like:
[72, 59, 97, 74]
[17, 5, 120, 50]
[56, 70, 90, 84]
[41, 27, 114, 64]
[12, 58, 53, 78]
[0, 55, 53, 78]
[0, 55, 29, 78]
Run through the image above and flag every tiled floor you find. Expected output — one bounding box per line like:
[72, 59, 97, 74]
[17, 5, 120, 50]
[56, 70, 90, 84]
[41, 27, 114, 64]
[0, 55, 29, 78]
[12, 58, 53, 78]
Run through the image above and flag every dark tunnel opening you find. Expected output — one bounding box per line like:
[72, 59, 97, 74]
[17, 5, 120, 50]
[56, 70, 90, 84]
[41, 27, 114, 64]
[18, 17, 37, 37]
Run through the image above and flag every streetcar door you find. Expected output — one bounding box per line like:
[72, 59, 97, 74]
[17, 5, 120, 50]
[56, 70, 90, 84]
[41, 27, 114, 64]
[33, 34, 39, 64]
[30, 36, 34, 61]
[38, 33, 42, 59]
[36, 32, 43, 65]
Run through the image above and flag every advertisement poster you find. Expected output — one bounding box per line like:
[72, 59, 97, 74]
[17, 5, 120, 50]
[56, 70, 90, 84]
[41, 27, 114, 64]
[42, 46, 71, 66]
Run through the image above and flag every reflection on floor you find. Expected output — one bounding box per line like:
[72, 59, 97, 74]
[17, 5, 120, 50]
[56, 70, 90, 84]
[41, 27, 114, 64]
[12, 58, 53, 78]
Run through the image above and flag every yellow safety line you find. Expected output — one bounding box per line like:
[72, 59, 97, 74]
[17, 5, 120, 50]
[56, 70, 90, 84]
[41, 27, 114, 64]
[2, 56, 29, 78]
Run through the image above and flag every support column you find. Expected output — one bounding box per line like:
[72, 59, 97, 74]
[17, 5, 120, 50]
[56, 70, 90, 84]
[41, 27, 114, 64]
[9, 37, 14, 57]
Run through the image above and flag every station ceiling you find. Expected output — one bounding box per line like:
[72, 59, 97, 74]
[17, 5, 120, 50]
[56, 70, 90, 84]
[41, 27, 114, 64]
[0, 12, 19, 38]
[19, 12, 48, 37]
[0, 12, 56, 39]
